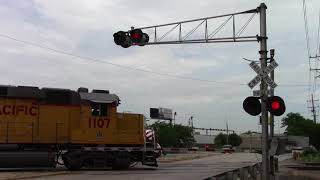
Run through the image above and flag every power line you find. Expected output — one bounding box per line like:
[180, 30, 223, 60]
[302, 0, 313, 102]
[315, 10, 320, 92]
[0, 33, 243, 86]
[302, 0, 320, 121]
[317, 10, 320, 57]
[303, 0, 311, 58]
[0, 33, 310, 88]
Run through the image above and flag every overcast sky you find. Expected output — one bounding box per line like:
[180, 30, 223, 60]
[1, 0, 320, 134]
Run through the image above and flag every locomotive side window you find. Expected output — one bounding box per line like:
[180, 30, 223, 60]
[91, 103, 108, 116]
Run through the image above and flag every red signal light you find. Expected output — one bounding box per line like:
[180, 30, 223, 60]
[114, 29, 149, 47]
[271, 101, 280, 110]
[132, 33, 142, 40]
[267, 96, 285, 116]
[130, 29, 143, 43]
[130, 29, 149, 45]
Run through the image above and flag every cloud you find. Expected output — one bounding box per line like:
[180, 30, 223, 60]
[0, 0, 320, 133]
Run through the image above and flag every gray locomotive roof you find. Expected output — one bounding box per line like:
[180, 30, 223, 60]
[0, 85, 120, 105]
[79, 92, 120, 104]
[5, 86, 45, 99]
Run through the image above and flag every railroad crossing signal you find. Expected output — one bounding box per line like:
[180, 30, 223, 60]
[266, 96, 286, 116]
[113, 29, 149, 48]
[243, 96, 286, 116]
[243, 96, 261, 116]
[113, 31, 131, 48]
[248, 60, 278, 89]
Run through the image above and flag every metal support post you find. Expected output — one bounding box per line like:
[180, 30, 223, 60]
[258, 3, 269, 180]
[269, 49, 275, 138]
[270, 49, 275, 180]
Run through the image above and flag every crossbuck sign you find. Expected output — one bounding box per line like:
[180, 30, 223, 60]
[248, 61, 278, 89]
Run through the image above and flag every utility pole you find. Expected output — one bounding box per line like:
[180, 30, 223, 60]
[259, 3, 269, 180]
[308, 94, 318, 123]
[226, 120, 229, 145]
[191, 116, 194, 128]
[312, 94, 316, 123]
[309, 55, 320, 124]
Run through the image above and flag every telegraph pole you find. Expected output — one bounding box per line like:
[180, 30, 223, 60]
[259, 3, 269, 180]
[308, 94, 318, 123]
[309, 56, 320, 123]
[312, 94, 316, 123]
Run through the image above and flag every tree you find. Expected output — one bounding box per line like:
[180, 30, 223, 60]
[281, 113, 311, 130]
[281, 112, 314, 135]
[174, 124, 195, 148]
[228, 133, 242, 147]
[214, 133, 242, 147]
[149, 122, 195, 148]
[214, 133, 227, 148]
[281, 112, 320, 150]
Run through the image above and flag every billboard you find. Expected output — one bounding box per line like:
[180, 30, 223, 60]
[150, 107, 173, 120]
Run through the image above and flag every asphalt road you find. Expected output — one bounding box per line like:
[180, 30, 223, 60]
[20, 153, 262, 180]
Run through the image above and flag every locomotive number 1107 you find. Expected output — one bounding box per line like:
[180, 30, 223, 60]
[89, 118, 110, 128]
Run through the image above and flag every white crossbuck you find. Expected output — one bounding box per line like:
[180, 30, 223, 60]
[248, 61, 278, 89]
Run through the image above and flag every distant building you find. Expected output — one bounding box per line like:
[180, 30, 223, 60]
[194, 134, 216, 150]
[239, 132, 262, 151]
[239, 133, 309, 154]
[287, 135, 309, 149]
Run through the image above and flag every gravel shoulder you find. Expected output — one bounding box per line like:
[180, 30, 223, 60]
[277, 158, 320, 180]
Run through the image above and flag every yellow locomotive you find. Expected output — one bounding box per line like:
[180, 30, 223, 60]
[0, 85, 158, 170]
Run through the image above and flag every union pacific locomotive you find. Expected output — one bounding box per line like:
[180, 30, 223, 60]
[0, 85, 158, 170]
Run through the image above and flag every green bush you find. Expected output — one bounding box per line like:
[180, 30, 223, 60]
[301, 149, 320, 162]
[302, 147, 317, 156]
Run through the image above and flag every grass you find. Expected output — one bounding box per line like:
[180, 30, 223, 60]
[301, 152, 320, 163]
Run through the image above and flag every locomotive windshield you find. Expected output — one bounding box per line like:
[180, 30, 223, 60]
[91, 102, 108, 116]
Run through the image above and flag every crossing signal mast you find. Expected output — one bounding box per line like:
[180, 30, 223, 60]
[114, 3, 281, 180]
